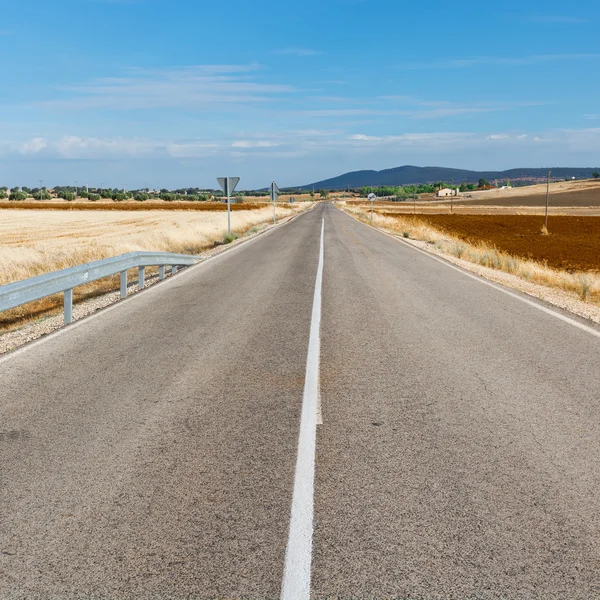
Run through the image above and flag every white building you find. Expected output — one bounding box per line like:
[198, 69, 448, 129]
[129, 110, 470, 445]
[436, 188, 459, 197]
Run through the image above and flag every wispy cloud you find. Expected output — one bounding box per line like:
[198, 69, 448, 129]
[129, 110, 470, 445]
[39, 64, 293, 111]
[527, 15, 588, 23]
[12, 128, 600, 161]
[273, 48, 322, 57]
[398, 54, 600, 70]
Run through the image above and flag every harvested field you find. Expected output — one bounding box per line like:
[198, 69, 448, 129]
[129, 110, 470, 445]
[380, 214, 600, 272]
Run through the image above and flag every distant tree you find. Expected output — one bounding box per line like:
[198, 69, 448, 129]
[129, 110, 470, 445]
[593, 172, 600, 179]
[0, 189, 7, 199]
[10, 186, 20, 194]
[32, 189, 51, 200]
[478, 178, 490, 188]
[309, 190, 315, 199]
[88, 193, 101, 202]
[62, 191, 76, 201]
[319, 189, 328, 199]
[10, 190, 28, 201]
[100, 189, 112, 199]
[134, 192, 149, 201]
[22, 186, 31, 194]
[112, 192, 128, 202]
[0, 186, 7, 191]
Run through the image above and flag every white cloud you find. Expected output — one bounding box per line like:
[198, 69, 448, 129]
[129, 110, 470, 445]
[397, 54, 600, 70]
[527, 15, 588, 23]
[39, 64, 293, 111]
[273, 48, 322, 56]
[19, 137, 47, 154]
[231, 140, 282, 148]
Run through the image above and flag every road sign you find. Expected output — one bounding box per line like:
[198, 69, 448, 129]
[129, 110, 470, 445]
[217, 177, 240, 198]
[216, 176, 240, 236]
[368, 193, 377, 201]
[270, 181, 280, 202]
[270, 181, 280, 224]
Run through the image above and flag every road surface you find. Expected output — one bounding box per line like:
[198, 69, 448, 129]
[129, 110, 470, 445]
[1, 202, 600, 599]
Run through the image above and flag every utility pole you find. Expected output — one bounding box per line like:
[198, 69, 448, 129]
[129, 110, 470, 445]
[545, 170, 551, 232]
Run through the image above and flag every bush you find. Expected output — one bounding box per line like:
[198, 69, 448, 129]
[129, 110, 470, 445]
[112, 192, 128, 202]
[10, 190, 28, 201]
[32, 190, 52, 200]
[160, 192, 177, 202]
[134, 192, 149, 201]
[223, 232, 239, 244]
[0, 189, 7, 199]
[100, 189, 112, 199]
[62, 191, 76, 201]
[233, 195, 244, 204]
[88, 193, 100, 201]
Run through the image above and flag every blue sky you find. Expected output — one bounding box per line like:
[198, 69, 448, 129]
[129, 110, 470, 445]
[1, 0, 599, 189]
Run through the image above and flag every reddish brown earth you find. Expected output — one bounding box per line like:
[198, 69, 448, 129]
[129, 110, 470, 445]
[458, 187, 600, 207]
[383, 214, 600, 272]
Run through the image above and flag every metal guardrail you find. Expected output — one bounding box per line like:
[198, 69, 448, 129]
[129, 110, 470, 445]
[0, 251, 199, 325]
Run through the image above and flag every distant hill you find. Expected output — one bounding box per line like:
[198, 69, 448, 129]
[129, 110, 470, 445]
[295, 166, 600, 190]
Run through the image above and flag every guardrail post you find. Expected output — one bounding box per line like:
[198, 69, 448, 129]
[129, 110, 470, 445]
[120, 271, 127, 299]
[64, 289, 73, 325]
[172, 265, 178, 275]
[159, 265, 165, 281]
[138, 266, 145, 290]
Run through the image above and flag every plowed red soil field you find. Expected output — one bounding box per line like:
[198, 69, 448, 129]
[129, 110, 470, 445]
[458, 187, 600, 207]
[384, 214, 600, 272]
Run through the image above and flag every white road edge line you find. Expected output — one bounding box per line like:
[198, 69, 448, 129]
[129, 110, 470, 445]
[339, 208, 600, 340]
[281, 216, 325, 600]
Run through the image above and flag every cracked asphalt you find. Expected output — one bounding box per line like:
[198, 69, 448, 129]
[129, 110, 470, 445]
[1, 202, 600, 599]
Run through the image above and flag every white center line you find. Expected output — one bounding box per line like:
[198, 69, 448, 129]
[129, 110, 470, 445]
[281, 216, 325, 600]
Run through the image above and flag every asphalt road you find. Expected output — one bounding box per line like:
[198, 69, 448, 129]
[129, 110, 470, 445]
[1, 202, 600, 599]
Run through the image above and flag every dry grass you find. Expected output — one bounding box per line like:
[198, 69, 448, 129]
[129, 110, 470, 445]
[343, 205, 600, 304]
[0, 204, 307, 331]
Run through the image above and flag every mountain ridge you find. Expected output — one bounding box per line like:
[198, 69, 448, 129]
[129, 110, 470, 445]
[294, 165, 600, 190]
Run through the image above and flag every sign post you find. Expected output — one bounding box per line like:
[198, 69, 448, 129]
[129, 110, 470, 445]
[368, 192, 376, 223]
[217, 177, 240, 236]
[270, 181, 280, 224]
